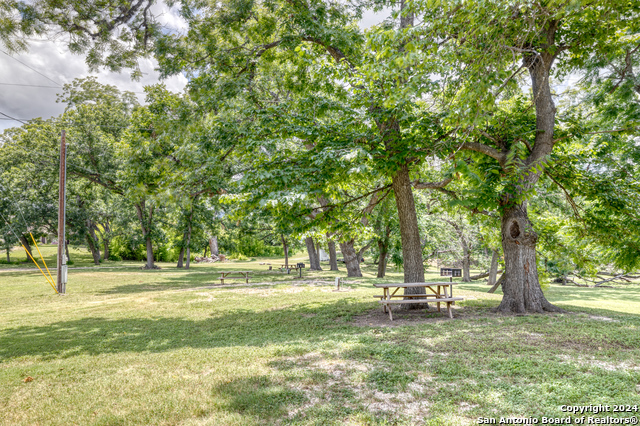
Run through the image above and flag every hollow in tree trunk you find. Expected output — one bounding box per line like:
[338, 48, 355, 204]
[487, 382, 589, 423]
[305, 237, 321, 270]
[497, 204, 563, 314]
[339, 239, 362, 277]
[391, 164, 427, 308]
[327, 237, 339, 271]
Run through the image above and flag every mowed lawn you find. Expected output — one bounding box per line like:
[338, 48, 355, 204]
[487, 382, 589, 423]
[1, 251, 639, 425]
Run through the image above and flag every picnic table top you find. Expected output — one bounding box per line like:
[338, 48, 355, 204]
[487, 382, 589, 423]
[218, 271, 252, 274]
[373, 282, 459, 288]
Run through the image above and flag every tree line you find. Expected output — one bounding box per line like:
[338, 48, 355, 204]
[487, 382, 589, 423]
[1, 0, 639, 314]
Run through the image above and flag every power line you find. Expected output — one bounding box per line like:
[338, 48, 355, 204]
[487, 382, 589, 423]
[0, 82, 61, 89]
[0, 111, 26, 124]
[0, 49, 64, 87]
[0, 82, 146, 93]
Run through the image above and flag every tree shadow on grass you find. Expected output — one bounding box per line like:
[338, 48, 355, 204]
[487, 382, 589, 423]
[0, 299, 370, 361]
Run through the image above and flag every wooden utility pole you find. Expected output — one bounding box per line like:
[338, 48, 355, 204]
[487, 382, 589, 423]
[57, 130, 67, 294]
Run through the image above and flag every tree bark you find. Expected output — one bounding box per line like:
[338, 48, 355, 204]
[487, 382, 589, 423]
[305, 236, 321, 270]
[281, 234, 289, 267]
[497, 204, 562, 313]
[209, 236, 218, 256]
[461, 236, 471, 282]
[377, 239, 388, 278]
[339, 239, 362, 277]
[85, 233, 101, 265]
[391, 164, 427, 308]
[20, 235, 32, 257]
[327, 237, 339, 271]
[177, 246, 185, 268]
[144, 236, 155, 269]
[488, 250, 499, 286]
[6, 247, 10, 263]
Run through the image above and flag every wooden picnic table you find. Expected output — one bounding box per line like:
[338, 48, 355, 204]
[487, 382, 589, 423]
[373, 282, 464, 320]
[219, 271, 251, 284]
[279, 264, 301, 270]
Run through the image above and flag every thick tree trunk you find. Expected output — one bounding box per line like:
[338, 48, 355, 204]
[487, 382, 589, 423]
[281, 234, 289, 268]
[145, 236, 155, 269]
[85, 233, 101, 265]
[339, 239, 362, 277]
[497, 204, 562, 313]
[327, 237, 339, 271]
[305, 237, 321, 270]
[209, 236, 219, 256]
[391, 164, 427, 307]
[316, 239, 321, 263]
[488, 250, 499, 286]
[377, 240, 388, 278]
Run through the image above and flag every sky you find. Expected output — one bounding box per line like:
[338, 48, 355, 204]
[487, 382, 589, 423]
[0, 5, 390, 133]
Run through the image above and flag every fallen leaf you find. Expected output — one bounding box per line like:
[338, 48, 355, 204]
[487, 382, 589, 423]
[23, 376, 33, 383]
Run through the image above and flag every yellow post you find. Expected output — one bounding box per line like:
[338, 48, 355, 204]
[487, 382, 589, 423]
[21, 244, 58, 294]
[30, 233, 55, 285]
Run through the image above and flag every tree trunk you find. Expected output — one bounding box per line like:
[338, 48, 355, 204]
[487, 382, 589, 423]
[20, 235, 32, 257]
[461, 237, 471, 282]
[327, 237, 339, 271]
[85, 233, 101, 265]
[281, 234, 289, 268]
[391, 164, 427, 308]
[305, 237, 321, 270]
[89, 224, 101, 262]
[488, 250, 499, 286]
[145, 236, 155, 269]
[103, 240, 110, 261]
[177, 246, 185, 268]
[497, 204, 562, 313]
[339, 239, 362, 277]
[377, 240, 388, 278]
[6, 247, 10, 263]
[209, 236, 219, 256]
[315, 239, 321, 264]
[185, 220, 192, 270]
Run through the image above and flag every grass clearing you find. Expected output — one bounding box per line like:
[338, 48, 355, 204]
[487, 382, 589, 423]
[1, 251, 639, 425]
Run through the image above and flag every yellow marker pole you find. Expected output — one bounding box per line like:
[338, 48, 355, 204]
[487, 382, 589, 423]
[30, 233, 55, 285]
[21, 244, 58, 294]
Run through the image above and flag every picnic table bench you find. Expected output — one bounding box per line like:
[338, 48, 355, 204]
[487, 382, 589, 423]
[373, 282, 464, 320]
[219, 271, 251, 284]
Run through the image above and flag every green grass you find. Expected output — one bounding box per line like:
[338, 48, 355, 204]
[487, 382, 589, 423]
[0, 249, 639, 425]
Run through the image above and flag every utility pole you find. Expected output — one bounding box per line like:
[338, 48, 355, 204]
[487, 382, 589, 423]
[57, 130, 67, 294]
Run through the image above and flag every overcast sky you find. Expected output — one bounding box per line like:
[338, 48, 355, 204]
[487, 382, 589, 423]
[0, 6, 390, 132]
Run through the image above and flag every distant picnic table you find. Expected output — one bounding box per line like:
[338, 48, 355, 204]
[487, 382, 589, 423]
[219, 271, 251, 284]
[373, 282, 463, 320]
